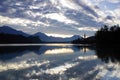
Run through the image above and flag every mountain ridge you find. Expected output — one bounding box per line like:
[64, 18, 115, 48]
[34, 32, 82, 42]
[0, 26, 82, 43]
[0, 26, 29, 37]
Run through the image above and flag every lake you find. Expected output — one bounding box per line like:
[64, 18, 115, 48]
[0, 44, 120, 80]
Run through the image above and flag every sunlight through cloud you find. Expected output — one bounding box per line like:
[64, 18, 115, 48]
[45, 13, 78, 24]
[78, 27, 98, 31]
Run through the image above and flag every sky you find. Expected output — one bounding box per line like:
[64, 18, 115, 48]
[0, 0, 120, 37]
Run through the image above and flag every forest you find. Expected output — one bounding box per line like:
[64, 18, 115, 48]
[95, 24, 120, 45]
[73, 24, 120, 46]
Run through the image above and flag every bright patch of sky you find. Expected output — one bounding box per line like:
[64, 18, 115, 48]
[0, 0, 120, 37]
[78, 27, 98, 31]
[45, 13, 78, 24]
[46, 33, 73, 38]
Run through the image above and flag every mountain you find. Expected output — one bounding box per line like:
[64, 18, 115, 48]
[0, 26, 41, 43]
[0, 26, 82, 43]
[0, 26, 29, 37]
[34, 32, 82, 42]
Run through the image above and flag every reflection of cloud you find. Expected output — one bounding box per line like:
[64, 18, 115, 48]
[45, 62, 79, 74]
[78, 55, 97, 60]
[1, 44, 120, 79]
[0, 45, 105, 80]
[45, 48, 74, 54]
[96, 63, 120, 80]
[0, 58, 50, 72]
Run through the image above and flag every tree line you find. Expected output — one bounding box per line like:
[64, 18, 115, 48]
[95, 24, 120, 45]
[72, 24, 120, 45]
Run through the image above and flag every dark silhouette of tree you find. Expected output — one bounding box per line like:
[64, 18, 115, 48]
[72, 36, 95, 44]
[73, 24, 120, 45]
[95, 24, 120, 46]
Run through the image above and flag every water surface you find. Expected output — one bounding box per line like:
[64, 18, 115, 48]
[0, 44, 120, 80]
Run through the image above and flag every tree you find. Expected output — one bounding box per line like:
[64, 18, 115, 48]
[95, 24, 120, 45]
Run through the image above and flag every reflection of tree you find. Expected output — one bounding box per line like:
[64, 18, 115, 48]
[95, 46, 120, 63]
[73, 45, 96, 53]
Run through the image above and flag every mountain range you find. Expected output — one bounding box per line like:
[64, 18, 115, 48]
[34, 32, 82, 42]
[0, 26, 82, 43]
[0, 26, 29, 37]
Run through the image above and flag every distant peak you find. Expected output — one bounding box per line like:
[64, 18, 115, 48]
[0, 26, 16, 31]
[0, 25, 29, 36]
[1, 26, 12, 28]
[71, 35, 83, 39]
[71, 35, 80, 37]
[34, 32, 47, 36]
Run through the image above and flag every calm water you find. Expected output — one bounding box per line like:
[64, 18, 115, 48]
[0, 44, 120, 80]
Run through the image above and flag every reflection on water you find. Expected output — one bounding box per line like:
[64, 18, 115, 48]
[0, 44, 120, 80]
[95, 46, 120, 80]
[96, 46, 120, 63]
[81, 47, 90, 53]
[45, 48, 74, 54]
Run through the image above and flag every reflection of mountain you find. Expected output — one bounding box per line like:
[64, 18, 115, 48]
[95, 46, 120, 63]
[0, 45, 93, 60]
[0, 46, 40, 60]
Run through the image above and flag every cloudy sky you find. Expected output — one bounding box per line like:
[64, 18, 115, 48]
[0, 0, 120, 37]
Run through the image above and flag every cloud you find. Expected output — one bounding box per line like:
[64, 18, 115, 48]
[107, 0, 120, 3]
[73, 0, 99, 18]
[0, 15, 49, 27]
[59, 0, 80, 10]
[114, 9, 120, 18]
[0, 0, 119, 36]
[78, 27, 98, 31]
[45, 13, 78, 24]
[105, 15, 115, 20]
